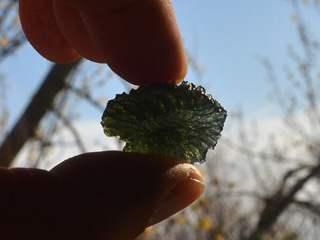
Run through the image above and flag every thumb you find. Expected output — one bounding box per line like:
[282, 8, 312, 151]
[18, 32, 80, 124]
[51, 151, 204, 240]
[0, 152, 204, 240]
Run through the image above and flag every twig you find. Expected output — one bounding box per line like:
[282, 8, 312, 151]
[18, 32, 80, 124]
[246, 164, 320, 240]
[53, 109, 86, 153]
[0, 58, 83, 167]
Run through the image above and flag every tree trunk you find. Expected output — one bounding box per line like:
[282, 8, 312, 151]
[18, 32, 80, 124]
[0, 58, 82, 167]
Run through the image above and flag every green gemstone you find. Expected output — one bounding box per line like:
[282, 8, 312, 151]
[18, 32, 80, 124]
[101, 81, 227, 164]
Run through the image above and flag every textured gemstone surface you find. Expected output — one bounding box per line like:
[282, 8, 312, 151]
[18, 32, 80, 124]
[101, 81, 227, 164]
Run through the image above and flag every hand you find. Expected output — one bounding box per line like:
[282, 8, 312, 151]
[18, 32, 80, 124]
[19, 0, 187, 85]
[11, 1, 203, 239]
[1, 152, 204, 240]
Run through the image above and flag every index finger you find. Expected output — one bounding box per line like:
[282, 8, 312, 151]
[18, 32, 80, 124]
[68, 0, 188, 85]
[20, 0, 187, 85]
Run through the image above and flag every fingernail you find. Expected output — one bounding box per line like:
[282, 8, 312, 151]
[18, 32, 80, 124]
[148, 163, 205, 226]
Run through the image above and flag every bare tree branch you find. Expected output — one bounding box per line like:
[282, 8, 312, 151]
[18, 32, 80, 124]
[66, 84, 104, 111]
[293, 200, 320, 218]
[0, 58, 83, 167]
[53, 109, 87, 153]
[0, 0, 26, 62]
[247, 164, 320, 240]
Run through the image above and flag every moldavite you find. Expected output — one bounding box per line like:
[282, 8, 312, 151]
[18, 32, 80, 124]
[101, 81, 227, 164]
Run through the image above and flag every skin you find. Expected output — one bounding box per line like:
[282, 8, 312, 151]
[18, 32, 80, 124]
[6, 0, 204, 239]
[19, 0, 187, 85]
[1, 152, 204, 240]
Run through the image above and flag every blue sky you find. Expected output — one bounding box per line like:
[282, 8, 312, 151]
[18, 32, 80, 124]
[174, 0, 299, 117]
[3, 0, 319, 129]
